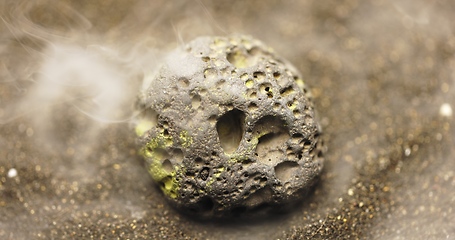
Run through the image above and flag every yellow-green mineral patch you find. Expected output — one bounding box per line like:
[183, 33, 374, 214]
[140, 132, 179, 198]
[179, 130, 193, 148]
[142, 133, 173, 158]
[245, 79, 254, 88]
[148, 160, 179, 199]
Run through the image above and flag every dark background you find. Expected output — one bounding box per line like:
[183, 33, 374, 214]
[1, 0, 454, 239]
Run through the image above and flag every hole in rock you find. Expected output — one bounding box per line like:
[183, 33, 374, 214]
[280, 86, 295, 97]
[163, 129, 169, 136]
[273, 72, 281, 80]
[245, 79, 254, 88]
[253, 71, 266, 81]
[178, 77, 189, 88]
[259, 83, 273, 97]
[248, 102, 258, 111]
[256, 132, 289, 165]
[162, 159, 174, 173]
[204, 68, 217, 80]
[303, 139, 313, 150]
[171, 148, 184, 164]
[227, 49, 258, 68]
[274, 161, 299, 182]
[253, 116, 290, 165]
[216, 109, 246, 154]
[160, 176, 174, 191]
[199, 167, 210, 181]
[191, 94, 202, 109]
[150, 148, 170, 161]
[195, 157, 204, 166]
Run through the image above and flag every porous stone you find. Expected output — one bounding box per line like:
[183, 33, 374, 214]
[135, 35, 325, 218]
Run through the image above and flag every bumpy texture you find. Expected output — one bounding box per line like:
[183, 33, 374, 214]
[135, 35, 324, 218]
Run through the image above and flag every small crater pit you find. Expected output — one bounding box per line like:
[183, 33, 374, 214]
[199, 167, 210, 181]
[293, 109, 301, 118]
[191, 94, 202, 109]
[280, 86, 295, 97]
[171, 148, 184, 164]
[248, 102, 258, 111]
[204, 68, 218, 81]
[249, 91, 257, 99]
[291, 133, 303, 144]
[256, 133, 289, 165]
[253, 71, 266, 81]
[178, 77, 190, 88]
[245, 79, 254, 88]
[240, 73, 249, 81]
[259, 83, 273, 98]
[273, 102, 282, 111]
[149, 148, 170, 161]
[160, 176, 174, 191]
[227, 49, 258, 68]
[273, 72, 281, 80]
[162, 159, 174, 173]
[216, 79, 226, 87]
[274, 161, 299, 183]
[287, 99, 298, 109]
[195, 157, 204, 166]
[253, 116, 290, 166]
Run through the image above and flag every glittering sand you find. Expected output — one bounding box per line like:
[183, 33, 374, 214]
[1, 1, 454, 239]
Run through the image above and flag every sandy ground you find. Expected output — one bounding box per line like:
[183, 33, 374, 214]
[0, 0, 454, 239]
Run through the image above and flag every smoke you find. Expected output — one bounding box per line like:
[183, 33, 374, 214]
[0, 36, 146, 152]
[0, 1, 221, 154]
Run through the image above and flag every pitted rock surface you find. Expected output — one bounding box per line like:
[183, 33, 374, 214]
[135, 35, 325, 218]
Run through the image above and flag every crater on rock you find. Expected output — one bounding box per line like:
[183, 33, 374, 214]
[216, 109, 245, 154]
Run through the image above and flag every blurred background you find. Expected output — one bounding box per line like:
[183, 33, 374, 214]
[0, 0, 454, 239]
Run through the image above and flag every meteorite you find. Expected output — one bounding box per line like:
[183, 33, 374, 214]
[135, 35, 325, 218]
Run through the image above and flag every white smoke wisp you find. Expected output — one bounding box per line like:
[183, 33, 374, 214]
[0, 43, 141, 156]
[0, 24, 158, 156]
[33, 44, 130, 121]
[0, 0, 223, 162]
[33, 43, 138, 138]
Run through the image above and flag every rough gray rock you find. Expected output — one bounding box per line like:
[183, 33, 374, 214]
[135, 35, 324, 218]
